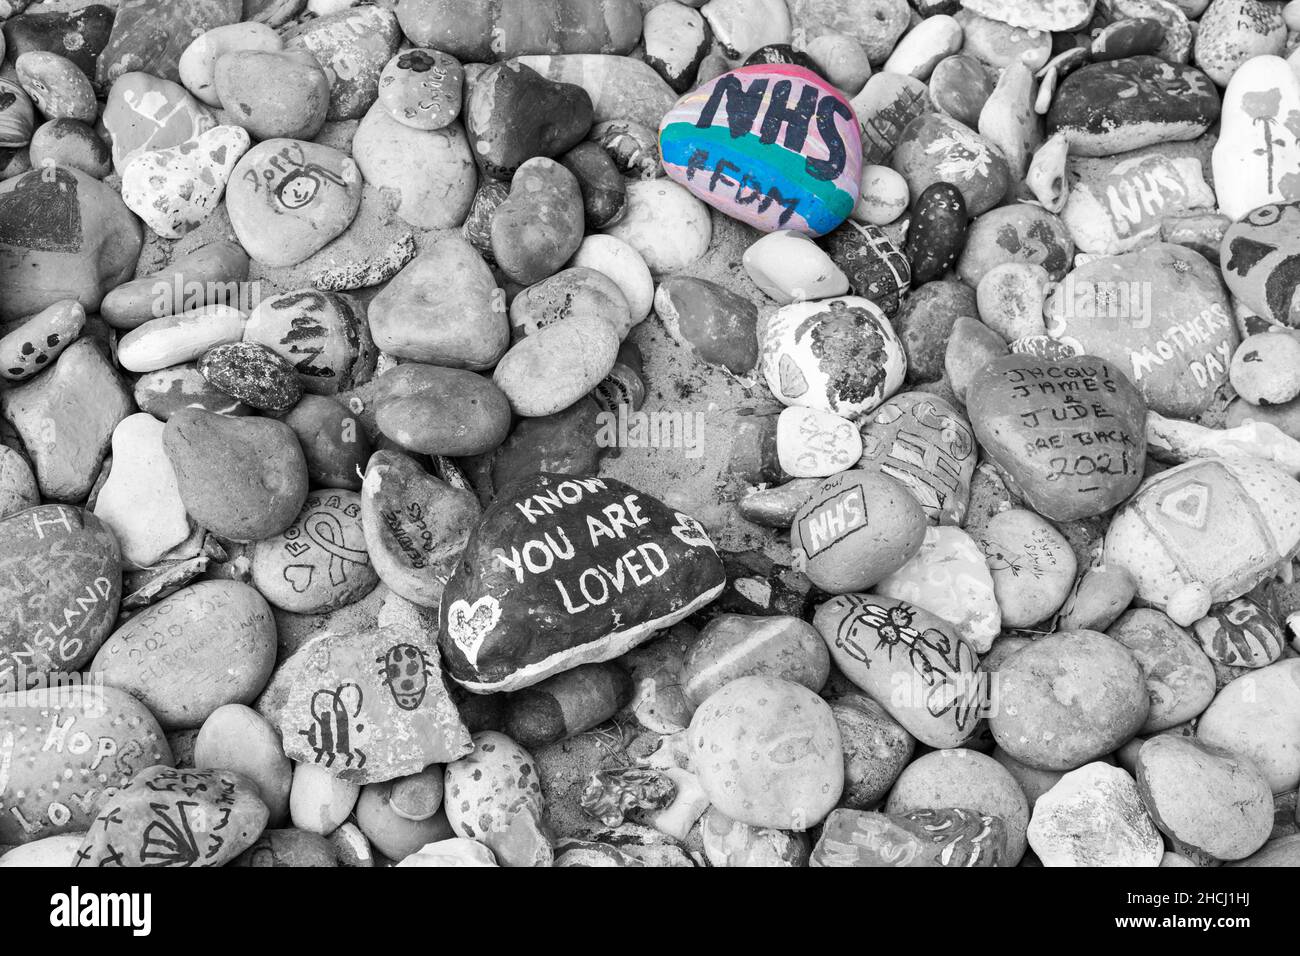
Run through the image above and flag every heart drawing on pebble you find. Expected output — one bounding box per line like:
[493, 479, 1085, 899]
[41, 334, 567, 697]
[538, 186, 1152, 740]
[445, 596, 501, 669]
[283, 564, 316, 593]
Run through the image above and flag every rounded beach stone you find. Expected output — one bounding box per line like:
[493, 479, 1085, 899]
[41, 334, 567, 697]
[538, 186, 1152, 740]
[375, 365, 512, 457]
[283, 394, 370, 491]
[492, 313, 619, 417]
[510, 266, 632, 340]
[490, 157, 585, 285]
[743, 231, 848, 305]
[1196, 658, 1300, 793]
[15, 51, 97, 123]
[1028, 762, 1163, 867]
[378, 48, 463, 130]
[194, 703, 292, 827]
[681, 613, 830, 706]
[974, 508, 1076, 628]
[243, 289, 376, 396]
[1230, 332, 1300, 406]
[179, 20, 284, 107]
[829, 694, 914, 809]
[601, 178, 711, 275]
[215, 50, 332, 141]
[1106, 608, 1216, 732]
[198, 341, 303, 415]
[29, 119, 113, 179]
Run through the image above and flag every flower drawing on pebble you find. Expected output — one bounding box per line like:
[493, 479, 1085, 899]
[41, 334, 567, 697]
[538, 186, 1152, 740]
[397, 50, 436, 72]
[923, 128, 992, 181]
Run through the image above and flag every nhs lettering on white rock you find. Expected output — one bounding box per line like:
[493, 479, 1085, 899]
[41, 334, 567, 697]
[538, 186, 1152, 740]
[500, 478, 672, 614]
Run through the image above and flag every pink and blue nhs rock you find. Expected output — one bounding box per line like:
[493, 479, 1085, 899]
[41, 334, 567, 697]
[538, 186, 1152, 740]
[659, 65, 861, 237]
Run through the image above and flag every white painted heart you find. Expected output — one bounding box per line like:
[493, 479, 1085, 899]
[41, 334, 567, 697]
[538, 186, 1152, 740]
[445, 595, 501, 669]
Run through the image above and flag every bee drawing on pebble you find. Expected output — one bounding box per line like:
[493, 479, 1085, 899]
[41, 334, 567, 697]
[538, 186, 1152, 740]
[299, 681, 367, 770]
[377, 643, 432, 711]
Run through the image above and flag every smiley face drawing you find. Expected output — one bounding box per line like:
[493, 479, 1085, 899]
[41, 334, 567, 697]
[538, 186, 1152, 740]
[276, 170, 321, 210]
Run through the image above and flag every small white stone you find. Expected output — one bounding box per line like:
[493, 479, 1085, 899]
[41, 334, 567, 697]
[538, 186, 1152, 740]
[776, 405, 863, 477]
[743, 231, 848, 305]
[93, 413, 191, 568]
[852, 164, 909, 225]
[1029, 762, 1164, 867]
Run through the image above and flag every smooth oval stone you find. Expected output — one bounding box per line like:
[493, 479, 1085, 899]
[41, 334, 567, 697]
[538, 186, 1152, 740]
[852, 164, 908, 226]
[1213, 56, 1300, 220]
[974, 508, 1076, 628]
[75, 765, 268, 868]
[899, 279, 978, 384]
[992, 631, 1150, 771]
[760, 295, 906, 417]
[443, 731, 546, 866]
[492, 313, 619, 417]
[876, 525, 1001, 653]
[133, 364, 251, 421]
[1027, 131, 1069, 214]
[0, 165, 144, 322]
[368, 236, 507, 370]
[776, 405, 861, 478]
[659, 64, 861, 236]
[1192, 596, 1286, 668]
[250, 490, 378, 613]
[215, 50, 331, 141]
[643, 0, 712, 93]
[360, 450, 480, 608]
[162, 408, 309, 542]
[352, 105, 476, 230]
[437, 474, 724, 693]
[1197, 659, 1300, 793]
[378, 48, 463, 131]
[1047, 56, 1219, 157]
[601, 178, 712, 275]
[283, 4, 403, 121]
[689, 676, 842, 830]
[194, 703, 292, 827]
[891, 112, 1009, 218]
[558, 140, 626, 229]
[91, 581, 276, 730]
[117, 305, 247, 374]
[1028, 762, 1163, 866]
[93, 414, 190, 569]
[511, 267, 632, 342]
[29, 119, 112, 179]
[198, 341, 302, 414]
[375, 366, 511, 457]
[0, 299, 85, 382]
[790, 469, 926, 593]
[355, 783, 451, 860]
[15, 51, 96, 123]
[820, 220, 910, 317]
[966, 353, 1147, 521]
[287, 761, 360, 834]
[465, 61, 593, 180]
[1058, 564, 1138, 633]
[570, 234, 654, 323]
[101, 239, 250, 330]
[491, 157, 584, 286]
[243, 289, 375, 396]
[830, 694, 914, 809]
[1221, 201, 1300, 329]
[1107, 608, 1216, 732]
[929, 54, 994, 128]
[814, 594, 984, 749]
[1046, 243, 1237, 418]
[179, 21, 284, 107]
[101, 72, 216, 175]
[1105, 458, 1300, 625]
[682, 613, 829, 706]
[283, 395, 370, 491]
[0, 505, 121, 683]
[1137, 734, 1273, 862]
[957, 203, 1074, 286]
[856, 390, 976, 524]
[905, 181, 967, 283]
[743, 231, 848, 305]
[653, 274, 758, 374]
[1, 340, 133, 502]
[882, 13, 961, 78]
[225, 139, 362, 268]
[976, 262, 1049, 340]
[0, 685, 171, 845]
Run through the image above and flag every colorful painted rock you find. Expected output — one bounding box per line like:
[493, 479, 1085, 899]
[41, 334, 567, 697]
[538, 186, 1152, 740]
[437, 474, 725, 694]
[659, 64, 861, 236]
[250, 491, 378, 614]
[760, 296, 906, 418]
[90, 581, 277, 730]
[689, 676, 843, 830]
[360, 450, 481, 609]
[966, 353, 1147, 521]
[0, 686, 171, 845]
[814, 594, 984, 749]
[1045, 243, 1238, 419]
[820, 221, 911, 317]
[856, 391, 977, 525]
[890, 113, 1009, 217]
[1192, 596, 1285, 670]
[378, 48, 463, 131]
[0, 506, 121, 687]
[811, 807, 1006, 867]
[225, 139, 363, 268]
[1104, 458, 1300, 625]
[1213, 57, 1300, 221]
[1047, 56, 1219, 157]
[876, 526, 1001, 653]
[1221, 201, 1300, 328]
[243, 289, 375, 396]
[790, 470, 927, 594]
[1062, 152, 1216, 255]
[270, 625, 472, 784]
[75, 766, 266, 867]
[905, 182, 967, 283]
